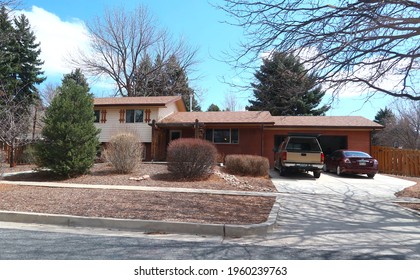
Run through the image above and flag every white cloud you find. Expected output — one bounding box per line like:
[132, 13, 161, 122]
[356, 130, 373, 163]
[17, 6, 90, 76]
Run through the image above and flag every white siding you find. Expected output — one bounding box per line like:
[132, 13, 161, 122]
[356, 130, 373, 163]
[157, 102, 178, 121]
[95, 108, 159, 143]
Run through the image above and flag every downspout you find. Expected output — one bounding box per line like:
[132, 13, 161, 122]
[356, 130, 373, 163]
[260, 124, 264, 156]
[151, 120, 156, 161]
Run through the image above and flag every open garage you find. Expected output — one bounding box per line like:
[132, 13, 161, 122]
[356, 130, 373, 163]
[263, 116, 383, 167]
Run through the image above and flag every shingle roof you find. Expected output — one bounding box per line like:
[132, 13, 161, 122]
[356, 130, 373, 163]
[93, 96, 183, 106]
[160, 111, 274, 124]
[273, 116, 383, 128]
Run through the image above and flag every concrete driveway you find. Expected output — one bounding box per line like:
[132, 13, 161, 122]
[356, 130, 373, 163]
[251, 171, 420, 259]
[271, 171, 415, 199]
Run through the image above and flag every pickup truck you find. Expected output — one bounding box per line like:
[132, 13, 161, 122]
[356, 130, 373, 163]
[274, 135, 324, 178]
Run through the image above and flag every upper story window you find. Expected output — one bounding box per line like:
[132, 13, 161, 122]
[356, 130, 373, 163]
[94, 110, 100, 123]
[126, 109, 144, 123]
[205, 128, 239, 144]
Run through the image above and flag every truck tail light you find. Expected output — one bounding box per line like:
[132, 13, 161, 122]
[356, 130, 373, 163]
[321, 152, 324, 163]
[282, 151, 287, 161]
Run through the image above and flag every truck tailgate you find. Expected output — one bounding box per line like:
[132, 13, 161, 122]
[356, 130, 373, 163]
[286, 151, 322, 164]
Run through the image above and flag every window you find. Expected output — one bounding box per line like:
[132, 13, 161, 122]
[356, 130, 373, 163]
[205, 128, 239, 144]
[94, 110, 100, 123]
[126, 109, 144, 123]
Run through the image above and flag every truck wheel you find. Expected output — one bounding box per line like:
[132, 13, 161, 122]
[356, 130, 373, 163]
[313, 171, 321, 178]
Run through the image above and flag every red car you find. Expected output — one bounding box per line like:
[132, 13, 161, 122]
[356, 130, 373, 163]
[323, 150, 378, 178]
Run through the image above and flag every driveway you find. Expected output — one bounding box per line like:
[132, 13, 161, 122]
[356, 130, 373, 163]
[256, 171, 420, 259]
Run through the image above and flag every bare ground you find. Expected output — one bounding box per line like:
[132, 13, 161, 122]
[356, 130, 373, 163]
[0, 163, 277, 225]
[393, 175, 420, 212]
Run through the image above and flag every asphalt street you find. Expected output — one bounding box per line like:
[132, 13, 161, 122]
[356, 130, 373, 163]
[1, 172, 419, 260]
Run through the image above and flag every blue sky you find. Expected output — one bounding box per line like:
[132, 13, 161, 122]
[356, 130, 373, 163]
[19, 0, 393, 119]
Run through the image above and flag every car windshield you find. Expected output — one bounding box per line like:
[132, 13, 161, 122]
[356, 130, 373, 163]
[343, 151, 371, 158]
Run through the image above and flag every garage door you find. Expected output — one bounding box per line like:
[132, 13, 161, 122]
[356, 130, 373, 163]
[318, 136, 347, 156]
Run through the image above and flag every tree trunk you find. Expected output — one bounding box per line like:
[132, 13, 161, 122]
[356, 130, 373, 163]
[9, 143, 15, 168]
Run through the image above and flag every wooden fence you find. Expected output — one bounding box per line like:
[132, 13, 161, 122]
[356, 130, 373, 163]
[0, 143, 24, 166]
[371, 146, 420, 177]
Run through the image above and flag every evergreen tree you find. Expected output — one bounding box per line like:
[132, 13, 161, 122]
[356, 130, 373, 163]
[0, 6, 16, 93]
[207, 103, 221, 111]
[11, 14, 45, 104]
[374, 107, 395, 125]
[0, 9, 44, 104]
[0, 8, 45, 166]
[247, 51, 329, 116]
[134, 54, 201, 111]
[35, 70, 100, 178]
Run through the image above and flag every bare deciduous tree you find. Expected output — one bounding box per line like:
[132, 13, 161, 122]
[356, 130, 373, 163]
[0, 0, 20, 8]
[223, 91, 240, 111]
[218, 0, 420, 100]
[39, 82, 58, 108]
[72, 5, 198, 97]
[374, 100, 420, 149]
[0, 90, 33, 167]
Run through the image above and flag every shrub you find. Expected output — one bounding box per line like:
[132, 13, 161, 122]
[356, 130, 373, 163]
[104, 133, 143, 174]
[167, 138, 217, 180]
[225, 154, 270, 177]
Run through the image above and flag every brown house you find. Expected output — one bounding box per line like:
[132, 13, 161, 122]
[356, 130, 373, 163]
[93, 96, 383, 166]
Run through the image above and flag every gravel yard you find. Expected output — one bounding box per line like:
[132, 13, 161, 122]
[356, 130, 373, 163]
[0, 163, 277, 225]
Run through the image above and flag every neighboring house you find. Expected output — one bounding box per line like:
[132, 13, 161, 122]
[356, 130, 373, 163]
[93, 96, 383, 166]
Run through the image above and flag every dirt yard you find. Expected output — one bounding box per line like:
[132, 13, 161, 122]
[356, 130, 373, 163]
[0, 163, 277, 225]
[394, 175, 420, 212]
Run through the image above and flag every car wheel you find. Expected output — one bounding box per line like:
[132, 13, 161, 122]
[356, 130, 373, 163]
[322, 164, 327, 172]
[313, 171, 321, 178]
[336, 166, 342, 176]
[367, 173, 375, 178]
[279, 166, 286, 176]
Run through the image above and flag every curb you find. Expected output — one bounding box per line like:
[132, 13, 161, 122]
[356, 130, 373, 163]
[0, 197, 281, 237]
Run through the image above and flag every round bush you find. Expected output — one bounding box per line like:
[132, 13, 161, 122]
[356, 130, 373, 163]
[167, 138, 217, 180]
[105, 133, 143, 174]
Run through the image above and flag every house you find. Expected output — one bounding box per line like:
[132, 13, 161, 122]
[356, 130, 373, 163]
[93, 96, 185, 160]
[93, 96, 383, 166]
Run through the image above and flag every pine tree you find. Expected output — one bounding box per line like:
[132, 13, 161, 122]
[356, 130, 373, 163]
[0, 8, 45, 166]
[207, 103, 221, 111]
[0, 6, 16, 93]
[11, 14, 45, 104]
[134, 54, 201, 111]
[247, 51, 329, 116]
[0, 9, 44, 104]
[374, 107, 395, 125]
[35, 70, 100, 178]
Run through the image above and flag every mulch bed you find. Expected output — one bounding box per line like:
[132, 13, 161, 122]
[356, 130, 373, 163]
[0, 184, 275, 224]
[0, 163, 277, 225]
